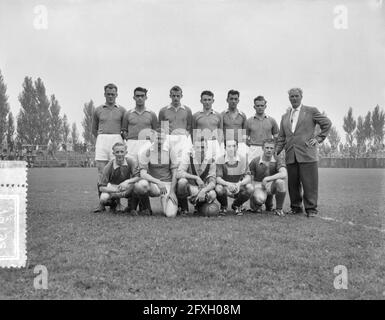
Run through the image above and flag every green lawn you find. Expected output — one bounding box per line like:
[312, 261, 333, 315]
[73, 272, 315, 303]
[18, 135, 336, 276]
[0, 168, 384, 299]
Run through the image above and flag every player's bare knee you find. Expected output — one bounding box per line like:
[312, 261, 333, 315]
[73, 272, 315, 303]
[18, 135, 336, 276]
[177, 178, 188, 194]
[275, 179, 286, 192]
[253, 190, 266, 205]
[100, 192, 110, 204]
[215, 184, 225, 196]
[207, 190, 217, 202]
[245, 183, 254, 196]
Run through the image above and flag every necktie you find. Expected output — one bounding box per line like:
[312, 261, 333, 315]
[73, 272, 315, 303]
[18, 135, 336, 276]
[291, 108, 298, 131]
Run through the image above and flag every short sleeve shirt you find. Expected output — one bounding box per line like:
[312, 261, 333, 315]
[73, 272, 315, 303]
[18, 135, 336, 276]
[138, 141, 178, 182]
[246, 115, 279, 146]
[93, 105, 126, 135]
[249, 155, 286, 182]
[192, 110, 223, 140]
[158, 105, 193, 135]
[100, 157, 138, 186]
[222, 109, 247, 142]
[216, 153, 250, 183]
[122, 109, 158, 140]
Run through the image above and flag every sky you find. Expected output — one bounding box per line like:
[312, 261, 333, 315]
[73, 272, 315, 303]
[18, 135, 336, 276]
[0, 0, 384, 141]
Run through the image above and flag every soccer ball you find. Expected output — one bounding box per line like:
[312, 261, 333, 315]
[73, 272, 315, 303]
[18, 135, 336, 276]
[199, 202, 220, 217]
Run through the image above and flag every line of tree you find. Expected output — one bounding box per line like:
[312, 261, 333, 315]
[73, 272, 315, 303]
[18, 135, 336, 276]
[0, 70, 94, 153]
[319, 106, 385, 157]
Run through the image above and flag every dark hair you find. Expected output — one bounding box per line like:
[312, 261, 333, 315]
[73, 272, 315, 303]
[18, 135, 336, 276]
[134, 87, 148, 95]
[201, 90, 214, 98]
[254, 96, 267, 104]
[227, 90, 240, 98]
[104, 83, 118, 92]
[170, 85, 182, 94]
[262, 138, 276, 147]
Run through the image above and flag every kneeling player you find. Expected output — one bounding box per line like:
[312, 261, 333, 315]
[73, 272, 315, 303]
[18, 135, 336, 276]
[138, 130, 179, 218]
[249, 139, 287, 216]
[215, 140, 253, 216]
[97, 142, 141, 214]
[176, 138, 217, 215]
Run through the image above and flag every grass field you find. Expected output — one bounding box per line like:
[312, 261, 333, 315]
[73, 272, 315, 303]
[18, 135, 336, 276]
[0, 168, 384, 299]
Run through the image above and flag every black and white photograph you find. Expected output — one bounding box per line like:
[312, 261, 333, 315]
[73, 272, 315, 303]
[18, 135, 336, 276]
[0, 0, 384, 303]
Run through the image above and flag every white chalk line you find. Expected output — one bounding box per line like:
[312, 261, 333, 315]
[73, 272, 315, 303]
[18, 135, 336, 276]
[316, 215, 385, 233]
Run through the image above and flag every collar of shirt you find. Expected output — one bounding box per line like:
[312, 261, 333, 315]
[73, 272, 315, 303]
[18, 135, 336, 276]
[254, 114, 268, 120]
[291, 104, 302, 113]
[131, 108, 149, 115]
[224, 152, 240, 163]
[150, 141, 169, 152]
[103, 104, 118, 108]
[225, 108, 240, 114]
[113, 158, 128, 169]
[199, 109, 216, 115]
[259, 156, 276, 165]
[167, 104, 186, 110]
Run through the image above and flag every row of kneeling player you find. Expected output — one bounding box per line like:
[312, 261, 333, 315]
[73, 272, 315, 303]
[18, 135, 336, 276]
[96, 133, 287, 217]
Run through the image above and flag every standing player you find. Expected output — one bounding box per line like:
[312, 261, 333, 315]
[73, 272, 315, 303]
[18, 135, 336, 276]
[192, 91, 223, 161]
[97, 142, 142, 214]
[137, 129, 179, 217]
[158, 85, 193, 214]
[249, 139, 287, 216]
[215, 140, 253, 216]
[176, 138, 217, 215]
[122, 87, 158, 158]
[158, 85, 193, 158]
[92, 83, 126, 211]
[121, 87, 157, 214]
[246, 96, 279, 161]
[221, 90, 248, 157]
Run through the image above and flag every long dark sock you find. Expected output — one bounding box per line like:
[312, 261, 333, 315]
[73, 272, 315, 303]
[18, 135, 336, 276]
[216, 193, 228, 208]
[139, 196, 152, 213]
[265, 194, 274, 210]
[178, 196, 189, 211]
[232, 191, 250, 208]
[275, 192, 286, 210]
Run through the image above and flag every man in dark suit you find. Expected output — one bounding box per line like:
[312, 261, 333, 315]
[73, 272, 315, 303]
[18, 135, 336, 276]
[276, 88, 331, 217]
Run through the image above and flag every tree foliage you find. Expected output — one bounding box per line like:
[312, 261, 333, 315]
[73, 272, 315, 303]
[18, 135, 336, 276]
[6, 112, 15, 150]
[49, 94, 62, 149]
[17, 77, 39, 144]
[81, 100, 96, 146]
[62, 114, 70, 144]
[343, 107, 356, 147]
[0, 69, 10, 146]
[371, 105, 385, 145]
[71, 122, 79, 146]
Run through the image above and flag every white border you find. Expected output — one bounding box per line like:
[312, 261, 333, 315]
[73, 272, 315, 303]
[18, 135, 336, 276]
[0, 195, 19, 260]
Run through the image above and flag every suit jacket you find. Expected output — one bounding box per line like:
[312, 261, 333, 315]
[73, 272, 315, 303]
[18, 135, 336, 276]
[276, 105, 332, 164]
